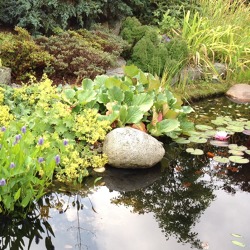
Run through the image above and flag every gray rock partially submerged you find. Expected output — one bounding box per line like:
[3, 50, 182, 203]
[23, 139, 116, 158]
[103, 127, 165, 169]
[226, 84, 250, 103]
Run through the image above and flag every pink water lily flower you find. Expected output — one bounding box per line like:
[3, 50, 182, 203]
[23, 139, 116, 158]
[214, 131, 229, 141]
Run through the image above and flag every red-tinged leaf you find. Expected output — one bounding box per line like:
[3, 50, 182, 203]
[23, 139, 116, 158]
[207, 152, 215, 158]
[158, 112, 163, 122]
[131, 122, 147, 132]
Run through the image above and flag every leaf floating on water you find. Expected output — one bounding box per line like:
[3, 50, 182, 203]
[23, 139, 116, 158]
[228, 144, 247, 151]
[174, 137, 190, 144]
[213, 156, 230, 164]
[231, 233, 243, 238]
[228, 150, 244, 156]
[186, 148, 204, 155]
[232, 240, 245, 247]
[210, 140, 229, 147]
[243, 129, 250, 135]
[189, 136, 207, 143]
[229, 156, 249, 164]
[195, 124, 214, 131]
[245, 150, 250, 155]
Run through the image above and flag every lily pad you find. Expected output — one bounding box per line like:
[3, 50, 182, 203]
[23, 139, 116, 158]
[186, 148, 204, 155]
[189, 136, 207, 143]
[213, 156, 230, 164]
[245, 150, 250, 155]
[195, 124, 214, 131]
[228, 150, 244, 156]
[175, 138, 190, 144]
[226, 125, 244, 133]
[229, 156, 249, 164]
[228, 144, 247, 151]
[210, 140, 229, 147]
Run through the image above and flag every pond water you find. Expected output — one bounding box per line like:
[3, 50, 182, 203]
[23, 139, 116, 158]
[1, 96, 250, 250]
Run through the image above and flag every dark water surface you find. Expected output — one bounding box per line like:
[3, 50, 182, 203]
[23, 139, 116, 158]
[1, 96, 250, 250]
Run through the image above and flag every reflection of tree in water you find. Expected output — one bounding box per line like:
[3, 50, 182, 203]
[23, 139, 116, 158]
[110, 147, 216, 250]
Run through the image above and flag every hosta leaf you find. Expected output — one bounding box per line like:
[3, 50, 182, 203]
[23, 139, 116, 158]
[123, 65, 140, 78]
[231, 240, 245, 247]
[213, 156, 230, 164]
[229, 156, 249, 164]
[156, 119, 180, 134]
[108, 86, 124, 102]
[125, 106, 144, 124]
[131, 93, 154, 112]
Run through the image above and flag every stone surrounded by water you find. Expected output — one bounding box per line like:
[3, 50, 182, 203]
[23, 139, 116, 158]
[226, 83, 250, 103]
[103, 127, 165, 169]
[0, 66, 11, 85]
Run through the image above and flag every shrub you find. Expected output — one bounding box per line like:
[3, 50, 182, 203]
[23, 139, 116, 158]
[0, 27, 53, 82]
[36, 28, 127, 82]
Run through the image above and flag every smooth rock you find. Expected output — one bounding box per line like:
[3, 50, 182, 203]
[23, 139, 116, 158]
[0, 67, 11, 85]
[226, 84, 250, 103]
[103, 127, 165, 169]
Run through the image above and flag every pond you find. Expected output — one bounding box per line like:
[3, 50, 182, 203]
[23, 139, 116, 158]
[1, 96, 250, 250]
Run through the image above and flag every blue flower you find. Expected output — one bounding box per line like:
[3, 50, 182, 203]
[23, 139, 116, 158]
[21, 126, 26, 134]
[1, 127, 6, 132]
[38, 137, 44, 145]
[38, 157, 44, 163]
[55, 155, 60, 165]
[63, 139, 68, 146]
[0, 178, 6, 186]
[9, 162, 16, 168]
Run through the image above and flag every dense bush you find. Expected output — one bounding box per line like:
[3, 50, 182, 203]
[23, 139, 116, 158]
[0, 27, 53, 82]
[36, 28, 128, 82]
[0, 27, 127, 83]
[121, 17, 189, 77]
[0, 0, 154, 35]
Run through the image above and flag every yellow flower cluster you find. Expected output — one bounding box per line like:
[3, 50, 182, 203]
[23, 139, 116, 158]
[73, 108, 111, 144]
[0, 105, 14, 127]
[90, 154, 109, 168]
[0, 87, 5, 104]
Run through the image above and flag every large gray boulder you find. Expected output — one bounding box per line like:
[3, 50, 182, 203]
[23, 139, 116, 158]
[226, 84, 250, 103]
[0, 67, 11, 85]
[103, 127, 165, 169]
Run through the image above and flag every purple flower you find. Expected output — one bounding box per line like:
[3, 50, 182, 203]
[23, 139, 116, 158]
[9, 162, 16, 168]
[63, 139, 68, 146]
[1, 127, 6, 132]
[14, 134, 22, 145]
[0, 178, 6, 186]
[38, 137, 44, 145]
[55, 155, 60, 165]
[38, 157, 44, 163]
[21, 126, 26, 134]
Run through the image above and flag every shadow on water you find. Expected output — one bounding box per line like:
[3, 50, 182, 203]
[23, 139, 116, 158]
[0, 96, 249, 250]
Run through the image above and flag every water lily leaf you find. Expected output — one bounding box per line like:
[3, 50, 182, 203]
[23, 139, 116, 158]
[210, 140, 229, 147]
[204, 130, 217, 137]
[231, 233, 243, 238]
[245, 150, 250, 155]
[228, 144, 247, 151]
[229, 156, 249, 164]
[228, 150, 244, 156]
[174, 138, 190, 144]
[186, 148, 204, 155]
[231, 240, 245, 247]
[189, 136, 207, 143]
[226, 125, 244, 133]
[195, 124, 214, 131]
[213, 156, 230, 164]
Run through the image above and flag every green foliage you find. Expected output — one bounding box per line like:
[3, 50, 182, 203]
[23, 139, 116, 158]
[36, 28, 127, 81]
[180, 0, 250, 77]
[0, 27, 53, 82]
